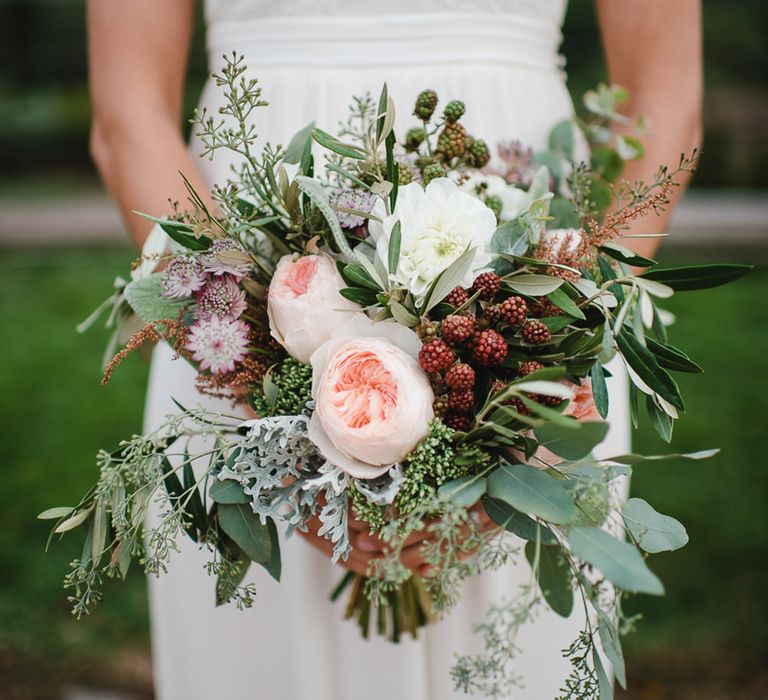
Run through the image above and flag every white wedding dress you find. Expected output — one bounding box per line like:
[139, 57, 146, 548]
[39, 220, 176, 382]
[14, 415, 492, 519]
[144, 1, 630, 698]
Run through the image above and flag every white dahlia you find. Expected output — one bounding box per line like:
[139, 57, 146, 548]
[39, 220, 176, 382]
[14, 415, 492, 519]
[459, 173, 531, 222]
[368, 178, 497, 303]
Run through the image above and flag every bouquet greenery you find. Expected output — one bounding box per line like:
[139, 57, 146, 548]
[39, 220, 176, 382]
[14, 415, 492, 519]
[42, 56, 749, 698]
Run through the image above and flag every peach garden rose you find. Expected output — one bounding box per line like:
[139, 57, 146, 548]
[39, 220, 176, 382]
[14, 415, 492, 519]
[267, 253, 359, 363]
[308, 316, 434, 479]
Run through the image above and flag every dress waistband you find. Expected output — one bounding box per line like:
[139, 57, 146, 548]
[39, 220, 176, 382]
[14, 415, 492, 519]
[206, 13, 565, 70]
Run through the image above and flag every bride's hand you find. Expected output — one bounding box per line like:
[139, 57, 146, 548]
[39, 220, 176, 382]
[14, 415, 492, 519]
[297, 502, 496, 578]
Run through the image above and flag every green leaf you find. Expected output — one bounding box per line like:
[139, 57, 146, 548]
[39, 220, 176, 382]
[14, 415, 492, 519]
[388, 220, 401, 275]
[218, 502, 272, 563]
[534, 421, 610, 461]
[294, 175, 355, 260]
[593, 647, 614, 699]
[490, 218, 529, 256]
[646, 394, 673, 443]
[599, 242, 656, 268]
[525, 541, 574, 617]
[591, 146, 623, 183]
[597, 608, 627, 688]
[210, 478, 250, 504]
[342, 263, 382, 291]
[261, 518, 282, 581]
[37, 506, 74, 520]
[486, 463, 577, 524]
[182, 458, 207, 536]
[547, 287, 585, 320]
[438, 475, 487, 508]
[641, 264, 751, 291]
[422, 247, 475, 313]
[645, 337, 703, 373]
[375, 83, 388, 143]
[547, 197, 580, 229]
[548, 119, 575, 161]
[340, 287, 379, 306]
[616, 329, 684, 411]
[586, 176, 613, 214]
[388, 300, 419, 327]
[311, 128, 366, 160]
[284, 121, 315, 164]
[54, 507, 93, 534]
[568, 526, 664, 595]
[503, 274, 564, 296]
[607, 448, 718, 465]
[622, 497, 689, 553]
[134, 214, 212, 252]
[123, 275, 187, 323]
[590, 363, 609, 419]
[483, 497, 558, 544]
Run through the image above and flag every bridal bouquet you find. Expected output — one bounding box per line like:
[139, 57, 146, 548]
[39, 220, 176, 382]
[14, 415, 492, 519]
[42, 56, 748, 698]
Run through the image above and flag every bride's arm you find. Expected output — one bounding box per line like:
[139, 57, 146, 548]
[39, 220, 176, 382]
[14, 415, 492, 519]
[597, 0, 703, 258]
[87, 0, 211, 248]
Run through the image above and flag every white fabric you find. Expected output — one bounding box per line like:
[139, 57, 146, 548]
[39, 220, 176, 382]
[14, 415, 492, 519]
[145, 2, 632, 698]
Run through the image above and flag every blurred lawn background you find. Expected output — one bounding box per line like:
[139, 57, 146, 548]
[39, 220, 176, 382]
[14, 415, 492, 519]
[1, 2, 766, 699]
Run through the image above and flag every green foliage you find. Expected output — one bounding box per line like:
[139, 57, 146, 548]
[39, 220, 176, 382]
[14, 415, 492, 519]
[251, 358, 313, 417]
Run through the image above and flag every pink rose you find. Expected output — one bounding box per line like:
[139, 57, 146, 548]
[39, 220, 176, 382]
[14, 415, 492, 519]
[308, 316, 434, 479]
[267, 253, 359, 363]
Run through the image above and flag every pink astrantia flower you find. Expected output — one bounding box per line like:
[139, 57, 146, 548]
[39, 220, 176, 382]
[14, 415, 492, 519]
[160, 257, 207, 299]
[201, 240, 252, 280]
[185, 316, 250, 374]
[195, 275, 247, 322]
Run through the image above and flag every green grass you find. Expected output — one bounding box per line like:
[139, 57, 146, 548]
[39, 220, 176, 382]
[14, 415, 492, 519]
[0, 246, 765, 679]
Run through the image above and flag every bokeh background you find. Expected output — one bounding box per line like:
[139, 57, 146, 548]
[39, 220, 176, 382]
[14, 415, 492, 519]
[1, 2, 766, 699]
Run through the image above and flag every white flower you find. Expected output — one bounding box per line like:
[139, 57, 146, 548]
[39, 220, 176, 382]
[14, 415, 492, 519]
[267, 253, 360, 363]
[460, 173, 531, 221]
[308, 315, 433, 479]
[185, 316, 250, 374]
[368, 178, 497, 303]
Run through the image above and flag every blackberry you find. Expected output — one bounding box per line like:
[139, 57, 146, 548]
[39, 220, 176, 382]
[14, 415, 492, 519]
[471, 329, 508, 366]
[466, 138, 491, 168]
[404, 127, 427, 152]
[471, 271, 501, 301]
[448, 389, 475, 412]
[521, 320, 552, 345]
[397, 161, 415, 185]
[499, 296, 527, 325]
[414, 89, 438, 120]
[484, 304, 502, 326]
[418, 338, 455, 373]
[444, 412, 472, 432]
[445, 363, 476, 391]
[443, 99, 466, 123]
[518, 360, 545, 377]
[436, 122, 467, 159]
[423, 162, 447, 184]
[530, 299, 562, 318]
[441, 314, 476, 345]
[445, 286, 469, 309]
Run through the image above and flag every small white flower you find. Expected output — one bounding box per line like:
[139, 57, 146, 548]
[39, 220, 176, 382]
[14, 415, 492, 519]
[185, 316, 250, 374]
[368, 178, 497, 303]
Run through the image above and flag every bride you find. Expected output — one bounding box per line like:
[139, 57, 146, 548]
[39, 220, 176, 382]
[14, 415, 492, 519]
[87, 1, 701, 698]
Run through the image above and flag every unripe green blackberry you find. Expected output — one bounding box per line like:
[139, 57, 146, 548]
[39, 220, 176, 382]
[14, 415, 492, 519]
[397, 161, 415, 185]
[485, 194, 503, 220]
[437, 122, 467, 159]
[405, 127, 427, 152]
[443, 100, 465, 123]
[466, 138, 491, 168]
[414, 89, 438, 120]
[423, 162, 447, 185]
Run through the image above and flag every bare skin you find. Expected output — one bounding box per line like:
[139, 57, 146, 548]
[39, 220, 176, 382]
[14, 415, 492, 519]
[88, 0, 702, 574]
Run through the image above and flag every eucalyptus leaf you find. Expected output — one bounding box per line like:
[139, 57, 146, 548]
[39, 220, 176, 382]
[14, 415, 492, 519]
[262, 518, 282, 581]
[597, 608, 627, 688]
[486, 463, 577, 524]
[210, 478, 250, 504]
[568, 526, 664, 595]
[590, 363, 609, 418]
[525, 541, 574, 617]
[593, 648, 614, 699]
[622, 498, 689, 553]
[483, 497, 558, 544]
[534, 421, 609, 461]
[490, 219, 529, 256]
[218, 502, 272, 563]
[438, 475, 487, 508]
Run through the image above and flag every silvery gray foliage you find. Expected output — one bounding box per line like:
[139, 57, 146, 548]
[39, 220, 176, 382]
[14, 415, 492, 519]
[216, 414, 351, 561]
[354, 464, 405, 506]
